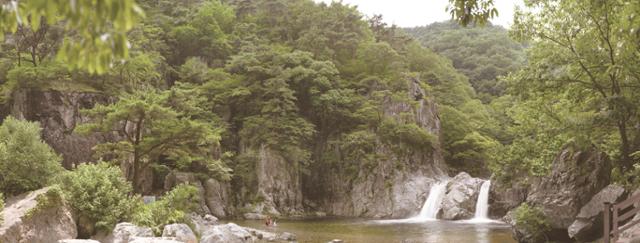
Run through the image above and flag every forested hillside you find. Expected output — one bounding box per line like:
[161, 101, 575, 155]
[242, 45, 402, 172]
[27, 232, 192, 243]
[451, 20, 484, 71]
[1, 0, 640, 242]
[0, 0, 486, 230]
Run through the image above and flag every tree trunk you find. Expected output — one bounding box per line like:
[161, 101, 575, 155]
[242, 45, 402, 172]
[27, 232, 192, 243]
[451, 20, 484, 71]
[618, 120, 632, 172]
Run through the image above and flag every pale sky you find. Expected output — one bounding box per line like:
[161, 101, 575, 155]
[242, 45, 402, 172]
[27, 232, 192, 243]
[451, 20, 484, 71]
[313, 0, 524, 28]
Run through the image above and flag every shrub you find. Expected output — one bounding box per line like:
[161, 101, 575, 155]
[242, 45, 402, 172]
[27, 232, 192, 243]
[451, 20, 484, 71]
[378, 118, 437, 153]
[0, 116, 63, 195]
[514, 203, 551, 241]
[58, 162, 138, 234]
[133, 184, 200, 235]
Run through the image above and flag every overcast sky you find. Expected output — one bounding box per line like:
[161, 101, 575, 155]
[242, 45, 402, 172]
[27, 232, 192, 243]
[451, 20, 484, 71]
[313, 0, 524, 28]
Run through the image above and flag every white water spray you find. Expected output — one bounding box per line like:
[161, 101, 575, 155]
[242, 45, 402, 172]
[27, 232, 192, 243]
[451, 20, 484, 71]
[473, 180, 491, 220]
[416, 182, 447, 220]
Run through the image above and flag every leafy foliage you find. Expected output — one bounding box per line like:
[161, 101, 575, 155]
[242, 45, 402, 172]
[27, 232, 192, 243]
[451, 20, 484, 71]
[58, 162, 138, 233]
[514, 203, 551, 242]
[77, 88, 231, 192]
[0, 0, 144, 73]
[0, 116, 63, 196]
[133, 184, 200, 235]
[497, 0, 640, 179]
[446, 0, 498, 26]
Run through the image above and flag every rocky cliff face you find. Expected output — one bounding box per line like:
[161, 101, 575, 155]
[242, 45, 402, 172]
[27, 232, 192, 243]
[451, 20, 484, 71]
[496, 144, 613, 242]
[3, 78, 448, 219]
[303, 77, 449, 218]
[2, 89, 116, 169]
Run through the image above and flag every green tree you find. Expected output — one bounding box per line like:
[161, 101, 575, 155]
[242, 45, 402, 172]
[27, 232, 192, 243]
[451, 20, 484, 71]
[0, 0, 144, 73]
[510, 0, 640, 172]
[58, 162, 138, 236]
[446, 0, 498, 26]
[77, 89, 231, 192]
[0, 116, 63, 196]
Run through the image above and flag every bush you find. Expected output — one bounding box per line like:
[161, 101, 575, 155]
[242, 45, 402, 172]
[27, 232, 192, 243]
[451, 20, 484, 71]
[378, 118, 437, 153]
[514, 203, 551, 241]
[58, 162, 138, 234]
[0, 116, 63, 195]
[133, 184, 200, 235]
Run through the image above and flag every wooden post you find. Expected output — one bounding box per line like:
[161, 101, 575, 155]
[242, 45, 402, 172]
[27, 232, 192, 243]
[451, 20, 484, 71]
[613, 204, 619, 241]
[605, 202, 611, 243]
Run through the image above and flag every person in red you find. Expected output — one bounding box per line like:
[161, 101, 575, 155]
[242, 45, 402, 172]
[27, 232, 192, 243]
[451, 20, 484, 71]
[265, 216, 272, 226]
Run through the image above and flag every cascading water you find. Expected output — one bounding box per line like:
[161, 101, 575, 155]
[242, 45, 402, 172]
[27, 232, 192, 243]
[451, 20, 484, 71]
[416, 182, 447, 220]
[473, 180, 491, 220]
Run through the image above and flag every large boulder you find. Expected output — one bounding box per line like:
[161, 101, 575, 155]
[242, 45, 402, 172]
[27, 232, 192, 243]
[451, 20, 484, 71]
[440, 172, 484, 220]
[203, 178, 230, 218]
[164, 171, 210, 215]
[568, 184, 626, 242]
[189, 213, 218, 236]
[200, 223, 252, 243]
[162, 224, 196, 243]
[99, 222, 154, 243]
[0, 187, 77, 243]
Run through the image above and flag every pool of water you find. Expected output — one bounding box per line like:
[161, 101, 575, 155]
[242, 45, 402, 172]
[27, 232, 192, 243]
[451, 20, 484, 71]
[233, 218, 516, 243]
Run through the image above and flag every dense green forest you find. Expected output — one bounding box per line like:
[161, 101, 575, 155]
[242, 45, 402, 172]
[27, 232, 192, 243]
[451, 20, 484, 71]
[0, 0, 639, 242]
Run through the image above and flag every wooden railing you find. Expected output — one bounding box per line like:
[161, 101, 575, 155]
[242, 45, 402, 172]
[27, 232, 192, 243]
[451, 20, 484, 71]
[604, 192, 640, 243]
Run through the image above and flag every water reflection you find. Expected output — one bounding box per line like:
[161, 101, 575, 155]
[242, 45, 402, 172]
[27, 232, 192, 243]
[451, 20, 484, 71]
[234, 218, 516, 243]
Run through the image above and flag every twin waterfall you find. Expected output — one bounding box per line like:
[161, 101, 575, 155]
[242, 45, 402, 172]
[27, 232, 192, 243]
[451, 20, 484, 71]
[415, 180, 492, 222]
[473, 180, 491, 220]
[417, 182, 447, 219]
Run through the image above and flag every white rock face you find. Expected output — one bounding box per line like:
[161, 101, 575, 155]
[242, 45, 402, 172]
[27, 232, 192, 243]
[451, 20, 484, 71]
[162, 224, 196, 243]
[0, 187, 77, 243]
[200, 223, 252, 243]
[440, 172, 484, 220]
[189, 213, 218, 236]
[102, 222, 154, 243]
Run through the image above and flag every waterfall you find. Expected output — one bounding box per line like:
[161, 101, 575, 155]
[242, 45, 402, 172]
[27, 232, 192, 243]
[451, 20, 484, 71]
[473, 180, 491, 220]
[416, 182, 447, 220]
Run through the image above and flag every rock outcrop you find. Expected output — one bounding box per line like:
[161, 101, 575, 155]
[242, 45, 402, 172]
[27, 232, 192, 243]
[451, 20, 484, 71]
[506, 144, 612, 242]
[189, 213, 218, 236]
[6, 89, 116, 169]
[440, 172, 484, 220]
[568, 184, 626, 242]
[0, 187, 77, 243]
[162, 224, 196, 243]
[200, 223, 252, 243]
[304, 76, 449, 218]
[98, 222, 154, 243]
[203, 178, 231, 218]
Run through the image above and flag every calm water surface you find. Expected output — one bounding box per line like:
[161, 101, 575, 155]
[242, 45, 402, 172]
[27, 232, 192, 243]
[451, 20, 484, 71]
[234, 218, 516, 243]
